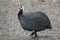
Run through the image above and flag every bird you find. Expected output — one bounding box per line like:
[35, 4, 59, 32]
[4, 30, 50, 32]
[18, 5, 52, 38]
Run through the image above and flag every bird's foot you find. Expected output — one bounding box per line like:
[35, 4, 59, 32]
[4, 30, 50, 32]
[30, 30, 38, 38]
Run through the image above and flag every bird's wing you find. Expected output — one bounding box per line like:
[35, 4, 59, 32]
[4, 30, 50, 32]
[24, 11, 50, 26]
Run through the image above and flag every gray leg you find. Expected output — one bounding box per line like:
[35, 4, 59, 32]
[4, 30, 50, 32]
[35, 31, 37, 37]
[30, 31, 35, 37]
[30, 30, 37, 38]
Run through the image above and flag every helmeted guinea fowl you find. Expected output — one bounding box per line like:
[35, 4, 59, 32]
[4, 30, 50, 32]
[18, 5, 52, 38]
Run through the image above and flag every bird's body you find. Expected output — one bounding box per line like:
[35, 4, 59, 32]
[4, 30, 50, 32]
[18, 5, 52, 38]
[18, 11, 52, 31]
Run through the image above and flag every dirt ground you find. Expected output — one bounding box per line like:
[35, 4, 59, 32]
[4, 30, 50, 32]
[0, 0, 60, 40]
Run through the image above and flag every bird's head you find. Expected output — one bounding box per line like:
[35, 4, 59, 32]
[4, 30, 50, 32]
[18, 5, 24, 15]
[19, 5, 24, 12]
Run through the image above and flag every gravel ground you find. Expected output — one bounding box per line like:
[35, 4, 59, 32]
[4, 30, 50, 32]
[0, 0, 60, 40]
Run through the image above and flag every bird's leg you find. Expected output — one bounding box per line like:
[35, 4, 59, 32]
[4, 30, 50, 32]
[34, 31, 38, 37]
[30, 31, 35, 37]
[30, 30, 38, 38]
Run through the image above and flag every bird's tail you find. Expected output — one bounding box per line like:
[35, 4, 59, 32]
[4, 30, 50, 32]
[47, 22, 52, 29]
[48, 24, 52, 29]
